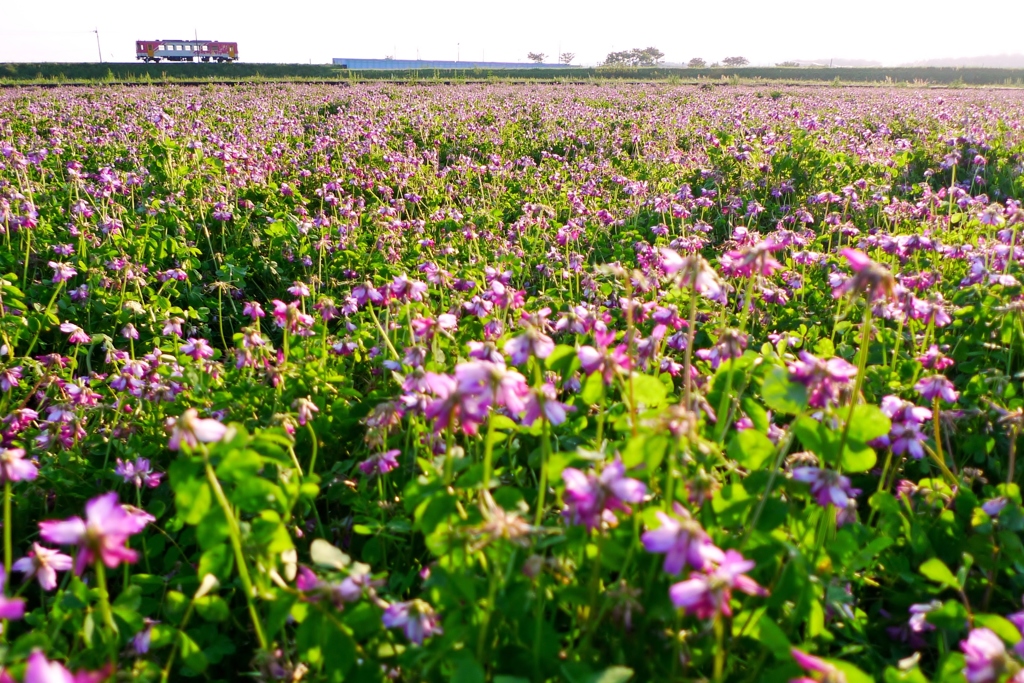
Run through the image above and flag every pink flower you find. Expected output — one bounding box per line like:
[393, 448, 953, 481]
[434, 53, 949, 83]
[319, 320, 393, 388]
[38, 492, 143, 574]
[59, 323, 91, 345]
[915, 375, 959, 404]
[668, 550, 766, 619]
[48, 261, 77, 283]
[358, 449, 400, 476]
[790, 649, 837, 683]
[0, 567, 25, 620]
[180, 338, 214, 361]
[292, 397, 319, 426]
[641, 503, 724, 573]
[787, 351, 857, 409]
[23, 651, 111, 683]
[0, 366, 21, 392]
[166, 409, 228, 450]
[521, 383, 574, 427]
[504, 328, 555, 365]
[961, 628, 1009, 683]
[382, 599, 443, 645]
[114, 457, 163, 489]
[791, 467, 859, 508]
[562, 457, 647, 530]
[12, 543, 73, 590]
[0, 447, 38, 483]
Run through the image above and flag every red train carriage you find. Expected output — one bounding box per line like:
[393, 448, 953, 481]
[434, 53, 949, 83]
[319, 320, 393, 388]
[136, 40, 238, 63]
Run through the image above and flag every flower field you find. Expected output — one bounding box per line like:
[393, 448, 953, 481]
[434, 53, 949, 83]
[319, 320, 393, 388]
[1, 82, 1024, 682]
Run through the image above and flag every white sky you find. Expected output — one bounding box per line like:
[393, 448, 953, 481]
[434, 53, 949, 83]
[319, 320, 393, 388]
[0, 0, 1021, 66]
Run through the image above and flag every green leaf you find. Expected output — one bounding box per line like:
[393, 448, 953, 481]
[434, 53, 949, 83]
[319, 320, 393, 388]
[546, 344, 578, 374]
[919, 558, 961, 590]
[587, 667, 634, 683]
[827, 660, 873, 683]
[846, 404, 891, 443]
[198, 546, 233, 580]
[179, 630, 209, 673]
[925, 600, 968, 630]
[580, 371, 604, 405]
[451, 658, 486, 683]
[727, 429, 775, 470]
[762, 366, 807, 415]
[974, 614, 1022, 644]
[169, 458, 211, 525]
[323, 624, 357, 682]
[630, 373, 667, 408]
[195, 595, 230, 623]
[841, 442, 877, 473]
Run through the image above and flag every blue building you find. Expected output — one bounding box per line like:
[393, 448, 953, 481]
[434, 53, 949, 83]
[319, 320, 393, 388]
[332, 58, 569, 70]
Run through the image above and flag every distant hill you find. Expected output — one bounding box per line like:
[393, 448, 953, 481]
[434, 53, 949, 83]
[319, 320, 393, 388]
[901, 54, 1024, 68]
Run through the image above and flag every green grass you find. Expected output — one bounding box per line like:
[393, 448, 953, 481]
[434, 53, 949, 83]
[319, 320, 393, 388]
[2, 62, 1024, 86]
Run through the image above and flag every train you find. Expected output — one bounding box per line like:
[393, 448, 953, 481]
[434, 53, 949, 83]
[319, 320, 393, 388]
[135, 40, 238, 63]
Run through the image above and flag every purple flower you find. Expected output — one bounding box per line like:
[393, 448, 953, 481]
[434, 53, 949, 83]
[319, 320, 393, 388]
[243, 302, 265, 320]
[292, 397, 319, 426]
[0, 366, 22, 393]
[12, 543, 73, 590]
[961, 628, 1010, 683]
[668, 550, 766, 619]
[166, 409, 228, 451]
[382, 599, 443, 645]
[908, 600, 941, 634]
[114, 457, 163, 489]
[455, 361, 530, 414]
[180, 338, 214, 361]
[59, 323, 91, 345]
[792, 467, 859, 509]
[0, 567, 25, 621]
[38, 492, 142, 574]
[358, 449, 400, 476]
[787, 352, 857, 409]
[833, 248, 896, 302]
[0, 447, 38, 483]
[578, 332, 633, 386]
[521, 383, 574, 427]
[982, 497, 1008, 517]
[641, 503, 724, 573]
[23, 651, 110, 683]
[915, 375, 959, 404]
[562, 457, 647, 530]
[790, 648, 837, 683]
[504, 328, 555, 365]
[48, 261, 77, 283]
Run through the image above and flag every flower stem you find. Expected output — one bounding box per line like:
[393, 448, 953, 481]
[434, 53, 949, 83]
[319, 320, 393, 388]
[535, 416, 551, 527]
[93, 560, 117, 635]
[202, 453, 268, 651]
[3, 481, 10, 579]
[305, 422, 319, 476]
[713, 614, 726, 683]
[482, 410, 495, 491]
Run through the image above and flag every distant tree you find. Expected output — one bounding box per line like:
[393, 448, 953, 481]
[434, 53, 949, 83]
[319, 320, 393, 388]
[709, 62, 721, 68]
[384, 55, 394, 60]
[687, 57, 707, 68]
[602, 47, 664, 67]
[722, 56, 749, 67]
[559, 52, 575, 65]
[776, 61, 800, 67]
[527, 52, 547, 63]
[637, 47, 665, 66]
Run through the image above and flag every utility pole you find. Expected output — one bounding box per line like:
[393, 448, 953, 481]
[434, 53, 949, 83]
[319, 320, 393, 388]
[94, 28, 102, 63]
[457, 43, 460, 63]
